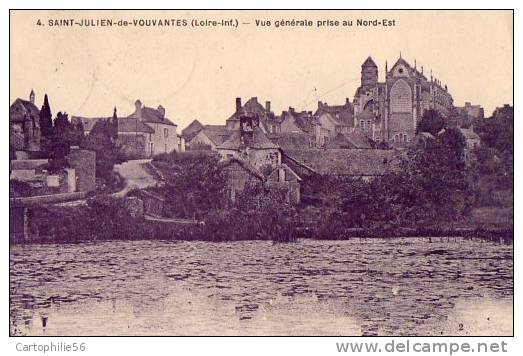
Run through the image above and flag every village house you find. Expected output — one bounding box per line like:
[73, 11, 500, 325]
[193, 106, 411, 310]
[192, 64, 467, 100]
[220, 157, 265, 203]
[226, 97, 277, 133]
[10, 90, 41, 157]
[313, 99, 354, 147]
[181, 119, 205, 143]
[187, 125, 231, 150]
[73, 100, 184, 158]
[217, 113, 281, 169]
[220, 157, 302, 204]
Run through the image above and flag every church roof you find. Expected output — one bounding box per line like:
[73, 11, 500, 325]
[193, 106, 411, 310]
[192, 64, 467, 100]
[362, 56, 378, 68]
[10, 99, 40, 122]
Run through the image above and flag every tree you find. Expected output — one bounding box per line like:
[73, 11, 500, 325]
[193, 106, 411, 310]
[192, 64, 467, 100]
[39, 94, 53, 138]
[81, 119, 118, 180]
[154, 152, 228, 219]
[111, 107, 118, 141]
[47, 112, 71, 171]
[417, 109, 445, 136]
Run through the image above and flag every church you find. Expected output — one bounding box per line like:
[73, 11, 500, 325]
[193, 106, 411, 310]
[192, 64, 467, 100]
[353, 56, 454, 147]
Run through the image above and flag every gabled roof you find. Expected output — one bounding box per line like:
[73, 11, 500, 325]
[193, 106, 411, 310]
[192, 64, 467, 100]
[390, 57, 413, 72]
[314, 101, 354, 126]
[217, 126, 280, 150]
[283, 149, 400, 176]
[219, 157, 265, 181]
[227, 97, 268, 121]
[10, 99, 40, 122]
[267, 132, 311, 150]
[197, 125, 231, 146]
[327, 131, 373, 149]
[118, 118, 155, 133]
[279, 110, 314, 133]
[181, 119, 204, 141]
[267, 163, 302, 182]
[137, 106, 177, 126]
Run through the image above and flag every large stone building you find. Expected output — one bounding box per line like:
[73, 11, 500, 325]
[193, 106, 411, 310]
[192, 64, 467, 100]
[10, 90, 41, 155]
[352, 56, 454, 147]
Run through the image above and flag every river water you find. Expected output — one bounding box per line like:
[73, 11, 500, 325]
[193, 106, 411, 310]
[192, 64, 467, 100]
[10, 238, 513, 336]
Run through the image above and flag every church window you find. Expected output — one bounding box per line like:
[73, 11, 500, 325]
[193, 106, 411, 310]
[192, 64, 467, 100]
[390, 79, 412, 113]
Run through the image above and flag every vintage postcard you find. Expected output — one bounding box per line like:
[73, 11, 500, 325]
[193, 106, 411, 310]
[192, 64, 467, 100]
[9, 9, 513, 338]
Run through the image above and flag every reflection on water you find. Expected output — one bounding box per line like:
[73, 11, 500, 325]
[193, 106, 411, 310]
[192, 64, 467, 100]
[10, 238, 513, 336]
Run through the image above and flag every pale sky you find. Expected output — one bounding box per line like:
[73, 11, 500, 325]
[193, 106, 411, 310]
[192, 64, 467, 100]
[10, 10, 513, 129]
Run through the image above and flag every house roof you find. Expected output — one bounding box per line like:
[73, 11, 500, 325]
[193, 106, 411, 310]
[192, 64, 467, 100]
[198, 125, 231, 146]
[118, 118, 155, 133]
[10, 99, 40, 122]
[283, 149, 400, 176]
[219, 157, 265, 181]
[280, 110, 314, 133]
[217, 126, 280, 150]
[267, 132, 311, 150]
[327, 131, 373, 149]
[267, 163, 302, 182]
[181, 119, 205, 141]
[314, 101, 354, 126]
[72, 116, 155, 134]
[226, 97, 276, 133]
[126, 104, 177, 126]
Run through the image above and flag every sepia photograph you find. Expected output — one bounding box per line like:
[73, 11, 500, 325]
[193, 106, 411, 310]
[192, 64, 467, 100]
[8, 8, 513, 340]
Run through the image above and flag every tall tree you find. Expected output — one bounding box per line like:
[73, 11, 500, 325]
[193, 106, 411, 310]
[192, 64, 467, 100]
[417, 109, 445, 136]
[111, 107, 119, 141]
[39, 94, 53, 137]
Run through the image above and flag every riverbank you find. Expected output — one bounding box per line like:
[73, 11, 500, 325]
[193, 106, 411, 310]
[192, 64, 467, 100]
[11, 201, 513, 244]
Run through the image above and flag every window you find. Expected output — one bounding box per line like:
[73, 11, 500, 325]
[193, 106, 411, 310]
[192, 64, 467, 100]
[164, 128, 169, 138]
[390, 79, 412, 113]
[367, 120, 371, 128]
[360, 120, 365, 128]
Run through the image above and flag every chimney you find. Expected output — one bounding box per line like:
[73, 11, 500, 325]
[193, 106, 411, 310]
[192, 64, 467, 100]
[29, 89, 35, 104]
[289, 107, 295, 114]
[157, 105, 165, 119]
[346, 97, 350, 106]
[235, 97, 242, 113]
[265, 101, 271, 112]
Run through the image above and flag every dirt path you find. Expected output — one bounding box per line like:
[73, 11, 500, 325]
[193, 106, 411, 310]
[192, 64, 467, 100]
[113, 159, 158, 197]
